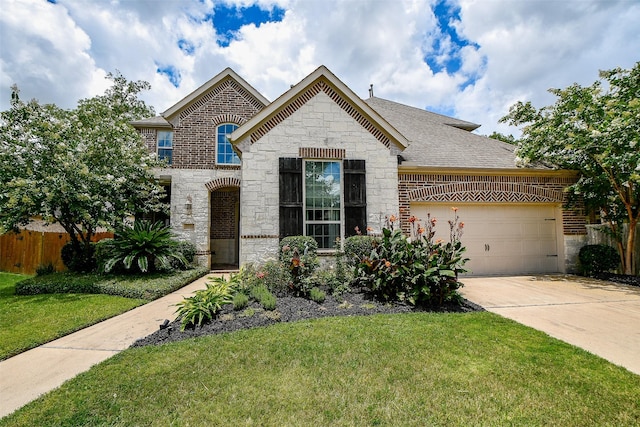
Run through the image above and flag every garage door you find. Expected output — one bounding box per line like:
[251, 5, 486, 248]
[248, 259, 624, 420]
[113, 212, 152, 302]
[410, 203, 561, 276]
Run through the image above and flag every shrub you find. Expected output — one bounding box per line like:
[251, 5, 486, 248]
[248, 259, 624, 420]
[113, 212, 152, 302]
[175, 277, 234, 330]
[237, 261, 289, 296]
[61, 240, 96, 272]
[168, 241, 197, 270]
[279, 236, 318, 260]
[35, 263, 55, 276]
[579, 244, 620, 276]
[344, 235, 378, 267]
[354, 210, 468, 306]
[102, 220, 187, 274]
[250, 284, 277, 310]
[279, 236, 319, 296]
[15, 268, 210, 300]
[233, 292, 249, 311]
[309, 287, 326, 303]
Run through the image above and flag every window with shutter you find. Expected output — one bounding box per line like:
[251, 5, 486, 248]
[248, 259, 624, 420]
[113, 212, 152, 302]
[279, 158, 303, 238]
[279, 157, 367, 249]
[344, 159, 366, 237]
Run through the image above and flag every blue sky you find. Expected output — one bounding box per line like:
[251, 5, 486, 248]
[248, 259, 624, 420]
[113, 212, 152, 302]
[1, 0, 639, 136]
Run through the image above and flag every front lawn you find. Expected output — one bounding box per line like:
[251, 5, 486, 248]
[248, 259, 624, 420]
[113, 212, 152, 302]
[0, 272, 145, 361]
[3, 312, 639, 426]
[0, 268, 208, 360]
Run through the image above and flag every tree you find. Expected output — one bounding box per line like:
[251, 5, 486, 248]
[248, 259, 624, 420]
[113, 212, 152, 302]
[487, 131, 517, 145]
[0, 72, 166, 270]
[501, 62, 640, 275]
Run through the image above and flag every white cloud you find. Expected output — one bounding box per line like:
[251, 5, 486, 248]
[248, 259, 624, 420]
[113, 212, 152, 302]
[1, 0, 638, 137]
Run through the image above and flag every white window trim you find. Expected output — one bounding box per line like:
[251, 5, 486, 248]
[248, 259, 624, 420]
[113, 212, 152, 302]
[157, 131, 173, 165]
[215, 123, 241, 166]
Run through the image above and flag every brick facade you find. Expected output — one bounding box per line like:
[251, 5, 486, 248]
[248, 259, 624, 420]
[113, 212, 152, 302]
[398, 172, 587, 236]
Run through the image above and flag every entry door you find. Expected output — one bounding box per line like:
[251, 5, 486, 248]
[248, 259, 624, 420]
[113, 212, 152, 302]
[410, 203, 561, 275]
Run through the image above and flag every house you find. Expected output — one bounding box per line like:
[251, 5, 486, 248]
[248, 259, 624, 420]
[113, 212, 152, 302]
[132, 65, 587, 275]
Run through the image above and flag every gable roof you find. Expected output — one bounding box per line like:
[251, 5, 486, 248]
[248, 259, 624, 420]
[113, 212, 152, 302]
[132, 67, 270, 130]
[162, 67, 269, 121]
[365, 97, 525, 170]
[230, 65, 408, 151]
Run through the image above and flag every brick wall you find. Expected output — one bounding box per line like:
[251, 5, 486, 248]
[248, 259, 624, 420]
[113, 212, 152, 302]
[172, 79, 263, 169]
[210, 189, 238, 239]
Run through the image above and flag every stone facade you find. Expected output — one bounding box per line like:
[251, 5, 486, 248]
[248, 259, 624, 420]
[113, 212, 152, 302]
[236, 89, 400, 265]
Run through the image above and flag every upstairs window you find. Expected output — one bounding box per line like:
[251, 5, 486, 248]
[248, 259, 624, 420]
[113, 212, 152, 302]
[217, 124, 240, 165]
[157, 131, 173, 165]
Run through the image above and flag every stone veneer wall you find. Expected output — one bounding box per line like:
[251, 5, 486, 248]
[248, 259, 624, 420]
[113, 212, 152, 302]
[398, 172, 587, 273]
[159, 167, 242, 267]
[236, 90, 401, 265]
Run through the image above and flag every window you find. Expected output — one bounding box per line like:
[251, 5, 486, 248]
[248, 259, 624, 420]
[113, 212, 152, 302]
[217, 124, 240, 165]
[279, 157, 366, 250]
[157, 131, 173, 165]
[305, 161, 341, 249]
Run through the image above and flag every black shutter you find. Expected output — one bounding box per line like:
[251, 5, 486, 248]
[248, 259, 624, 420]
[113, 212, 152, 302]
[279, 157, 303, 238]
[343, 159, 366, 237]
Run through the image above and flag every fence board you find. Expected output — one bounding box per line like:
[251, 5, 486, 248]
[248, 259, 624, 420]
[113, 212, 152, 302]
[0, 230, 113, 275]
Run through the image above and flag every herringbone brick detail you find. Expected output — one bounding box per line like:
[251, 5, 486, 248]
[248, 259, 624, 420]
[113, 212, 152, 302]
[409, 182, 563, 203]
[250, 79, 392, 148]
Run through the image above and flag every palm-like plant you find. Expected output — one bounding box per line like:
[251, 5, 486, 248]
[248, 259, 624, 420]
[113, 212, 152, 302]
[103, 220, 188, 274]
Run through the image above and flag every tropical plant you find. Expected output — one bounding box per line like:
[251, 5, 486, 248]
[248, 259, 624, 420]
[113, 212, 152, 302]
[501, 62, 640, 274]
[355, 210, 468, 306]
[102, 220, 187, 274]
[174, 277, 234, 331]
[0, 73, 166, 266]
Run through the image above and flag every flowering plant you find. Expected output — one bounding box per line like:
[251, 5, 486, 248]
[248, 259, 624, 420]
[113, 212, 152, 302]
[355, 208, 468, 306]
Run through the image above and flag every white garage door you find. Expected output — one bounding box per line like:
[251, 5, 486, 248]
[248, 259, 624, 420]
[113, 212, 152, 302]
[410, 203, 561, 276]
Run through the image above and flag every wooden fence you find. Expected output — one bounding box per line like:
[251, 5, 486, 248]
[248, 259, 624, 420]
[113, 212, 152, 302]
[0, 230, 113, 275]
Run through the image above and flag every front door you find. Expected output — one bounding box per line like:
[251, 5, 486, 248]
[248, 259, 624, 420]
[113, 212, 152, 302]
[210, 187, 240, 268]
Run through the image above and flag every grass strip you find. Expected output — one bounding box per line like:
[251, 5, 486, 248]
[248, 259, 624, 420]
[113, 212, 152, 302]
[3, 312, 639, 426]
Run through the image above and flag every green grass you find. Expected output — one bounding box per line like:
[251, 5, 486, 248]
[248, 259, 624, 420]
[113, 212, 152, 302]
[0, 272, 145, 361]
[3, 312, 639, 426]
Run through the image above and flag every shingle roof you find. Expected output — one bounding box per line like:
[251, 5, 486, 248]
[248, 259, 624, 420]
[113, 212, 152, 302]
[130, 115, 171, 128]
[365, 97, 523, 169]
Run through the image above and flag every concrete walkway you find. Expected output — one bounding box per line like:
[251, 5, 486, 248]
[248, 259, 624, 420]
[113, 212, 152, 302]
[461, 275, 640, 376]
[0, 274, 215, 418]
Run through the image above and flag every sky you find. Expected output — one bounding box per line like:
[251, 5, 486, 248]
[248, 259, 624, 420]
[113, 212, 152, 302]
[1, 0, 638, 137]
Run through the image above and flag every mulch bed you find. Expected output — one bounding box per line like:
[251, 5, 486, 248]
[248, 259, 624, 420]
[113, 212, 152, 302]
[131, 291, 484, 349]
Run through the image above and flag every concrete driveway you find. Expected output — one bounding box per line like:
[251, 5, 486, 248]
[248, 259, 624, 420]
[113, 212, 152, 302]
[461, 275, 640, 376]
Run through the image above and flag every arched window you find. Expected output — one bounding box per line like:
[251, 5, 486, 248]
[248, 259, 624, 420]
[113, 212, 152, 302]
[216, 123, 240, 165]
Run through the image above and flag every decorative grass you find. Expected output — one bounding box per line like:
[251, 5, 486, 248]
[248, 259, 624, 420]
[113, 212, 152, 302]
[3, 313, 639, 426]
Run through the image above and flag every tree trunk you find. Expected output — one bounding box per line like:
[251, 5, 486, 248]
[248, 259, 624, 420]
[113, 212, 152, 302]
[624, 219, 637, 275]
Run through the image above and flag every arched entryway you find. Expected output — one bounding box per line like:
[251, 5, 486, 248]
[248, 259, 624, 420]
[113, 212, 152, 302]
[207, 178, 241, 270]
